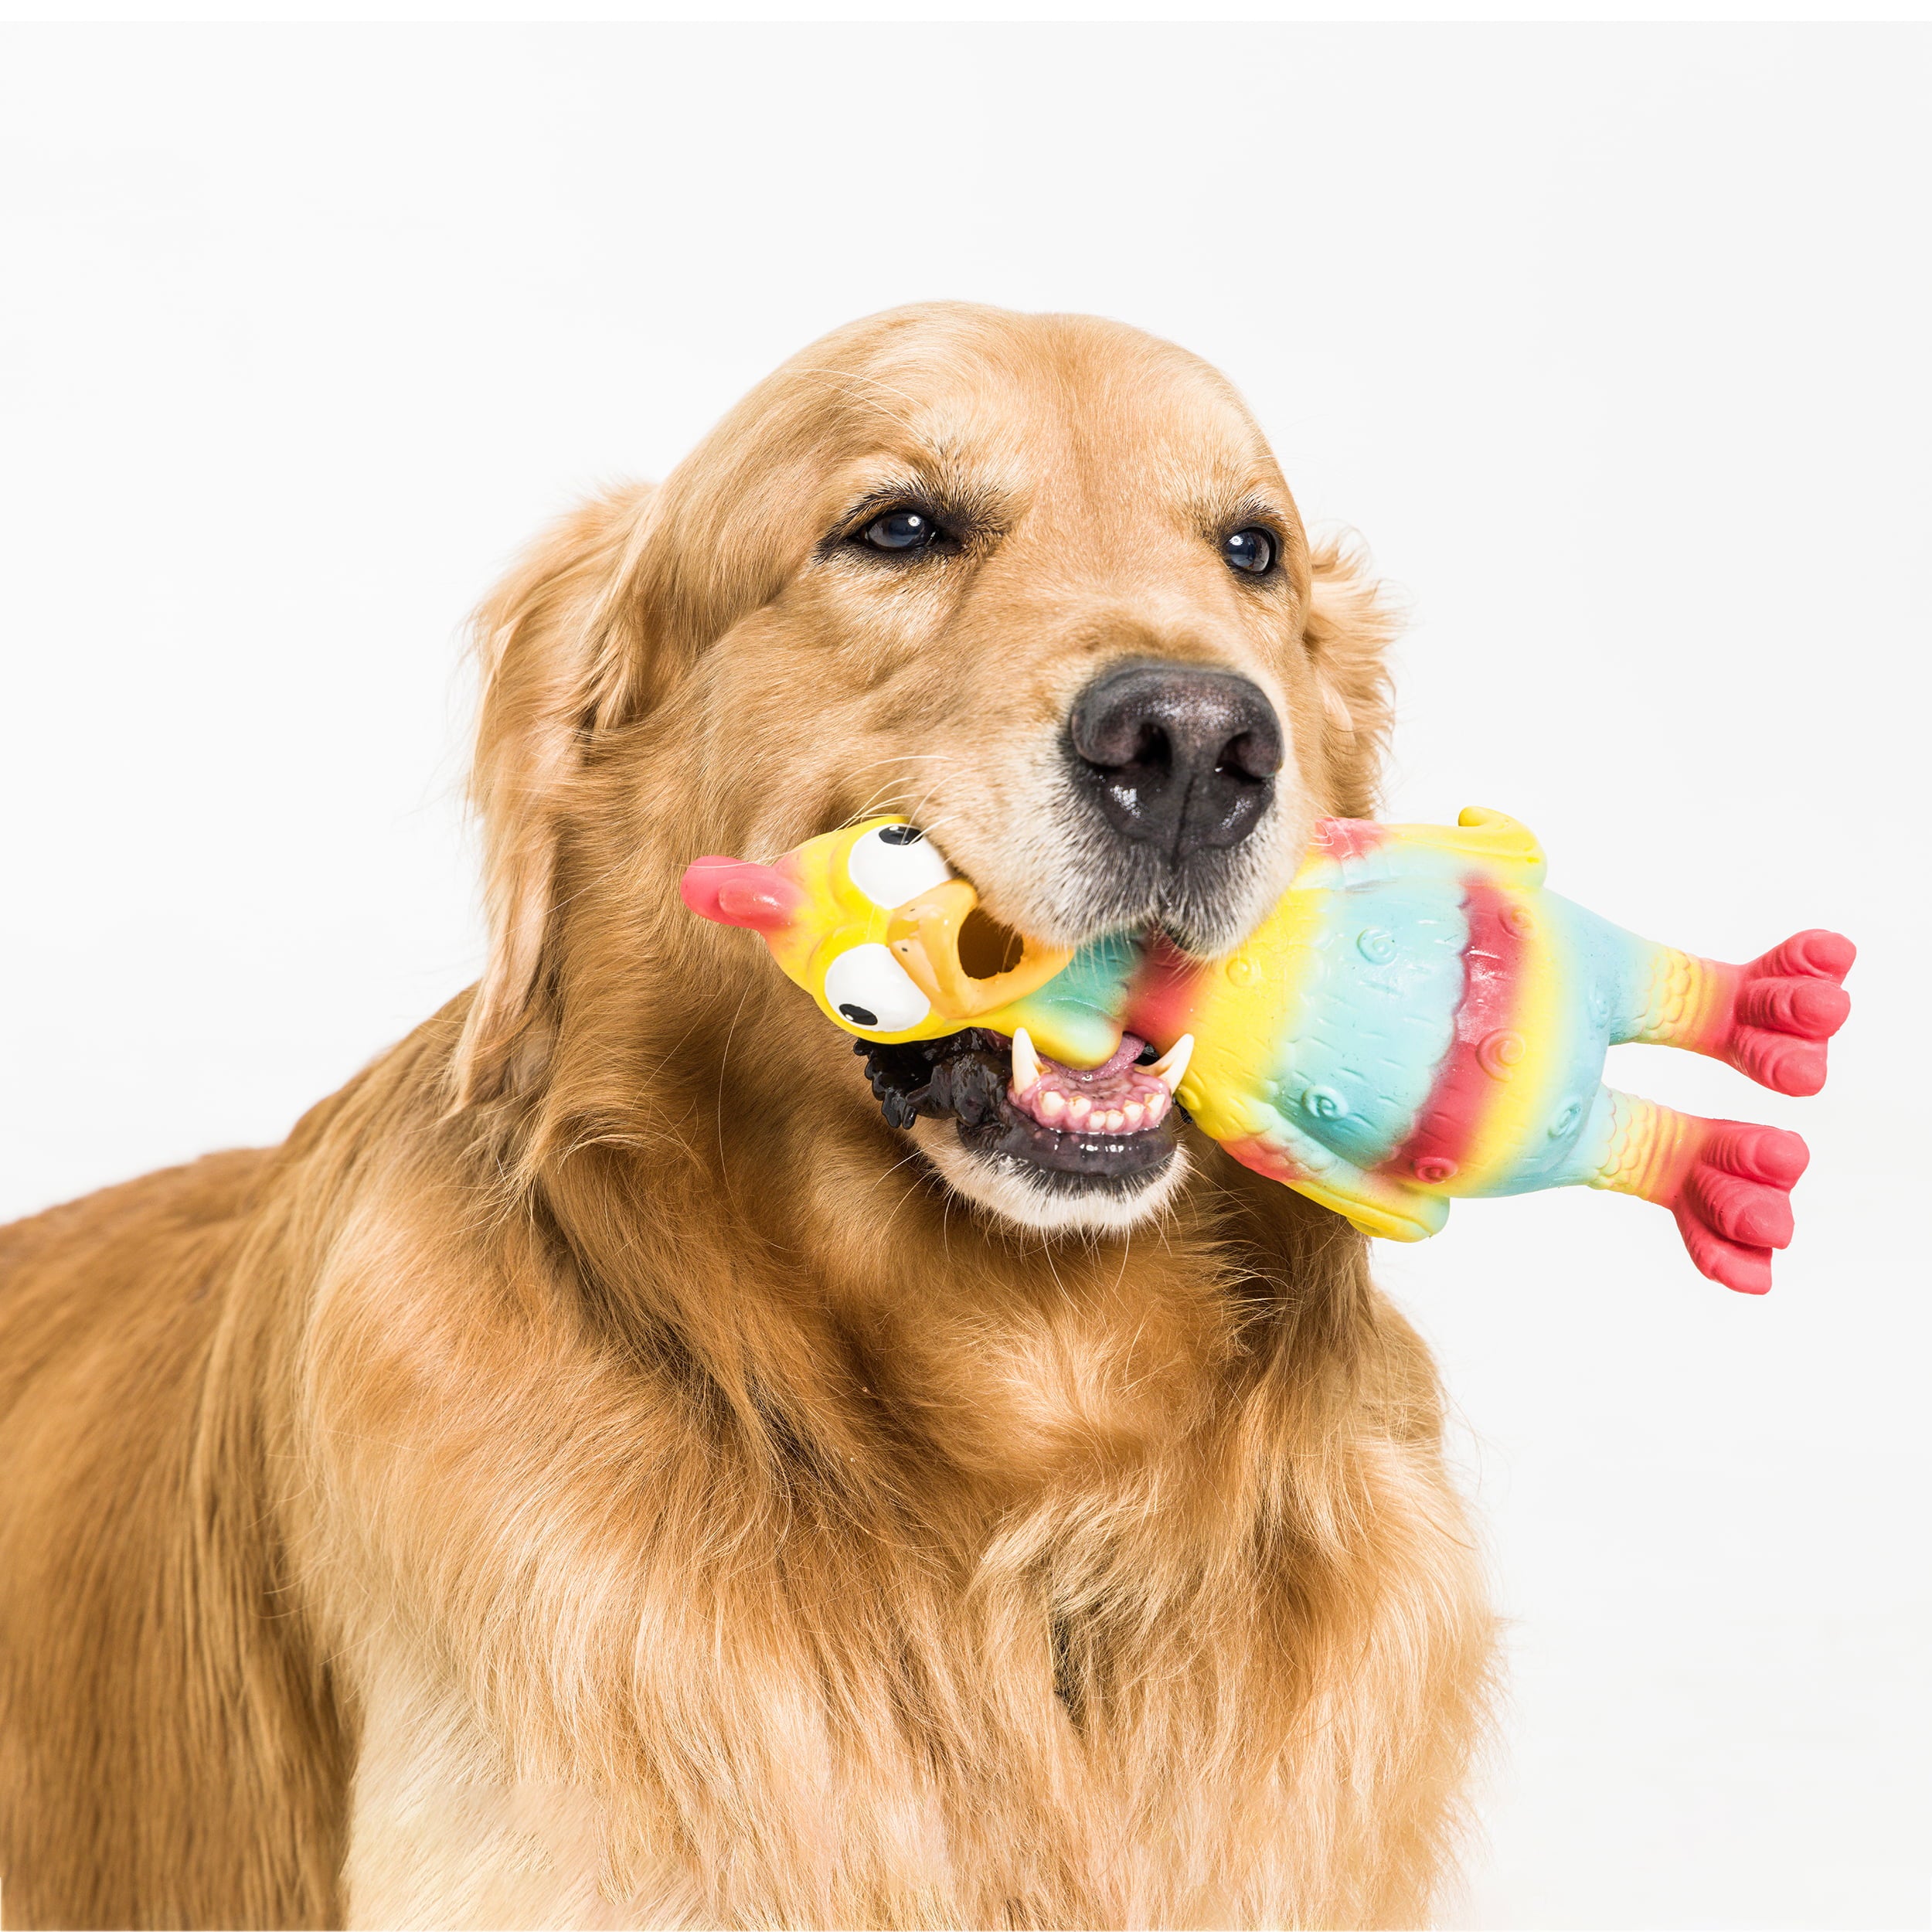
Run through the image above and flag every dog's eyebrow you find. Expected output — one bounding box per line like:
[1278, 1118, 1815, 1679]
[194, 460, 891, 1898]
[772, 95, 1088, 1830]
[1208, 488, 1295, 539]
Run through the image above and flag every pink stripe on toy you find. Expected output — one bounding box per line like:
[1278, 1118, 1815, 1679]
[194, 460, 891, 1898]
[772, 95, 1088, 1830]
[1383, 879, 1528, 1189]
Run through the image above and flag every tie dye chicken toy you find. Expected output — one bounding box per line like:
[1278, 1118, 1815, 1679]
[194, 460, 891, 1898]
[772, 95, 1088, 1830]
[682, 810, 1853, 1293]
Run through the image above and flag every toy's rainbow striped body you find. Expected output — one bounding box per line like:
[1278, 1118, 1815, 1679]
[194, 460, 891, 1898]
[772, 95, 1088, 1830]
[683, 810, 1852, 1292]
[1117, 810, 1736, 1242]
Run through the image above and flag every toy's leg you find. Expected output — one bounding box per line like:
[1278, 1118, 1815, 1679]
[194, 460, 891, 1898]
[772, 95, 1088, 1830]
[1624, 930, 1854, 1097]
[1574, 1087, 1809, 1294]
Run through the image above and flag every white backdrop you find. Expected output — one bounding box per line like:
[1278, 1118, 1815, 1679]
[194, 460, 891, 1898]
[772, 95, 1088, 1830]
[2, 26, 1925, 1928]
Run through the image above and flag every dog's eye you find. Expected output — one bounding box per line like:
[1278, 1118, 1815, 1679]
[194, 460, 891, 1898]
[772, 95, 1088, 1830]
[847, 824, 954, 909]
[858, 509, 941, 553]
[822, 944, 932, 1033]
[1223, 527, 1276, 575]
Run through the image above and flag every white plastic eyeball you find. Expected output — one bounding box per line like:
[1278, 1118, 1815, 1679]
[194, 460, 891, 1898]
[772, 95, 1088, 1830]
[845, 824, 954, 910]
[821, 943, 932, 1033]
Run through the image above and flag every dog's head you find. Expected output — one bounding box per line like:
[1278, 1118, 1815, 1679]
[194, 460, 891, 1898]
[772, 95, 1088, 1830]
[454, 304, 1394, 1236]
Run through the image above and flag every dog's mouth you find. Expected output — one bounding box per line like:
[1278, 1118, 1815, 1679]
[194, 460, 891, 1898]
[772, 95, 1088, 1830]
[855, 1027, 1185, 1196]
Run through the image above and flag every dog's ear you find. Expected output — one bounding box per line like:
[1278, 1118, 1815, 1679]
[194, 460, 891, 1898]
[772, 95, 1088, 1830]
[1304, 534, 1400, 818]
[451, 483, 662, 1108]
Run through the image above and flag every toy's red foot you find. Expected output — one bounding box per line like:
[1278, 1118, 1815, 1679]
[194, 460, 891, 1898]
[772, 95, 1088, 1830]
[1720, 930, 1855, 1097]
[1672, 1121, 1811, 1295]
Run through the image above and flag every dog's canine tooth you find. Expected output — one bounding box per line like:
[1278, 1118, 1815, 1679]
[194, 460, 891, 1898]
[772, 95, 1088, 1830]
[1148, 1034, 1195, 1095]
[1010, 1027, 1042, 1097]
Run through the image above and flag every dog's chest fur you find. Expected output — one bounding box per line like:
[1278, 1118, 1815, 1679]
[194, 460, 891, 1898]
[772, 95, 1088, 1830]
[303, 1181, 1474, 1928]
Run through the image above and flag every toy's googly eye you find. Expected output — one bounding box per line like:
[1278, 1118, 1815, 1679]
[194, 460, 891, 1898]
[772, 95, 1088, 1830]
[846, 825, 954, 910]
[822, 944, 931, 1033]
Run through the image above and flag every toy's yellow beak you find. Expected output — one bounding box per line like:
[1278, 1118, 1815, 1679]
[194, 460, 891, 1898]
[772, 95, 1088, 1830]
[886, 880, 1073, 1018]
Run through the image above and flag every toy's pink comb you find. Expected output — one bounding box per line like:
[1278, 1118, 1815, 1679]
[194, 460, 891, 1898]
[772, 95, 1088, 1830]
[680, 857, 801, 935]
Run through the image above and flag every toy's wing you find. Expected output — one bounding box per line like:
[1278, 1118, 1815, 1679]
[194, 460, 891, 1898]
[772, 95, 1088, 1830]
[1198, 1092, 1452, 1243]
[1294, 1168, 1451, 1243]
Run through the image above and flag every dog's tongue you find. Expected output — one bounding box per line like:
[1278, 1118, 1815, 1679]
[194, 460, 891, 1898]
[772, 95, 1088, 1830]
[1077, 1036, 1147, 1082]
[1008, 1031, 1176, 1137]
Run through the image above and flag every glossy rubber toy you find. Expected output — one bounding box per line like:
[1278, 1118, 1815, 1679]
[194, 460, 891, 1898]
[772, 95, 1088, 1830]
[682, 810, 1853, 1293]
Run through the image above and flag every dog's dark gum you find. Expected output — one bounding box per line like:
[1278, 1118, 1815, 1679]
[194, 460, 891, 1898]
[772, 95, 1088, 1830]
[855, 1030, 1179, 1190]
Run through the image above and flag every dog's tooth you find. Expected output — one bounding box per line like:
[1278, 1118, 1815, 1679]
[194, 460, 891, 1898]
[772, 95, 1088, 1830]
[1102, 1109, 1124, 1131]
[1148, 1033, 1195, 1094]
[1066, 1095, 1092, 1125]
[1122, 1100, 1145, 1130]
[1038, 1088, 1067, 1122]
[1145, 1089, 1168, 1124]
[1010, 1027, 1042, 1097]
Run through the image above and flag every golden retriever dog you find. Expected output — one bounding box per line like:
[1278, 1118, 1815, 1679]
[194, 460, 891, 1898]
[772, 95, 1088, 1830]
[0, 304, 1492, 1929]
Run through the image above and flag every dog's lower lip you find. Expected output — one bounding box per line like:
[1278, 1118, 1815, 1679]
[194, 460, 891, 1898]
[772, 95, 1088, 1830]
[967, 1107, 1175, 1184]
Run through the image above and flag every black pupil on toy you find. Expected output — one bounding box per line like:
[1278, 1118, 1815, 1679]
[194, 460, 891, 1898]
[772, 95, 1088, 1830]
[864, 511, 934, 551]
[879, 825, 924, 845]
[1223, 527, 1274, 574]
[838, 1002, 879, 1026]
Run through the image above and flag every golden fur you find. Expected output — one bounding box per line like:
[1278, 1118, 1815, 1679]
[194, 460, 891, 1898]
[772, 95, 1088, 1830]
[0, 304, 1492, 1929]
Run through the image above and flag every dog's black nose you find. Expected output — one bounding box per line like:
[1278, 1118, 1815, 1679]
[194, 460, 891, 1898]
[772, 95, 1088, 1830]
[1066, 662, 1282, 855]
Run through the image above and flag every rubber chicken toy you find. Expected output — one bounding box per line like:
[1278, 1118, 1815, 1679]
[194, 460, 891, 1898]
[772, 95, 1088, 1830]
[682, 811, 1853, 1293]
